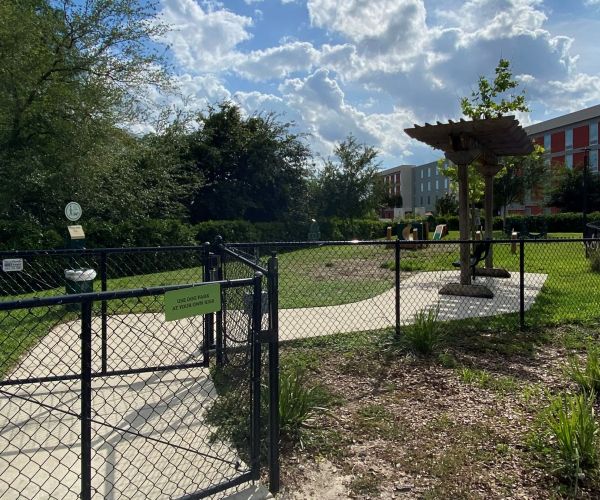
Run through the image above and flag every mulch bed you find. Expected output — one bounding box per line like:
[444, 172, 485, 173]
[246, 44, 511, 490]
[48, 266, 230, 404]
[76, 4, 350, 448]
[275, 328, 599, 499]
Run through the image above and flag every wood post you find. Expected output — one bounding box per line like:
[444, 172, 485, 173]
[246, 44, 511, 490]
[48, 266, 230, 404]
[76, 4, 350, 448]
[458, 163, 470, 285]
[484, 173, 494, 268]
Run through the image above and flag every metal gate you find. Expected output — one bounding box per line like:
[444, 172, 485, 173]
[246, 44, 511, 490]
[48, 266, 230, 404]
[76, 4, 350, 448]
[0, 273, 270, 498]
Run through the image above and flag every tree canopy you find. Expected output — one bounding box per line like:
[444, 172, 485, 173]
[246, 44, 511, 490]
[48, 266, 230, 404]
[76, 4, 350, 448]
[549, 167, 600, 213]
[186, 102, 312, 223]
[461, 58, 529, 120]
[313, 136, 382, 219]
[0, 0, 171, 224]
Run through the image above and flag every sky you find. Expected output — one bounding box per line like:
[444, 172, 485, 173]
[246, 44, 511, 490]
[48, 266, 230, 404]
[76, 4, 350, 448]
[152, 0, 600, 168]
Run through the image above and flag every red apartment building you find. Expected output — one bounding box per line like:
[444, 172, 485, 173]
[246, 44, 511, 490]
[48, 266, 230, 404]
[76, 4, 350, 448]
[381, 105, 600, 218]
[510, 104, 600, 215]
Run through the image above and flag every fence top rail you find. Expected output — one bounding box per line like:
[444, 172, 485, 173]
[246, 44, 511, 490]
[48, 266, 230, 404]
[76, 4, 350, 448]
[227, 237, 600, 247]
[0, 236, 598, 259]
[0, 277, 256, 311]
[218, 244, 268, 274]
[0, 244, 206, 259]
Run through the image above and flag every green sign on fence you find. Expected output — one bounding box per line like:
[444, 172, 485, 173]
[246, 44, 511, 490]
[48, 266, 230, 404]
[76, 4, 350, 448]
[164, 283, 221, 321]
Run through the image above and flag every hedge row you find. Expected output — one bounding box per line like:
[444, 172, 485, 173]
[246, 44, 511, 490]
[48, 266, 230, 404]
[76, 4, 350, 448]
[422, 213, 600, 233]
[0, 212, 594, 251]
[0, 217, 391, 250]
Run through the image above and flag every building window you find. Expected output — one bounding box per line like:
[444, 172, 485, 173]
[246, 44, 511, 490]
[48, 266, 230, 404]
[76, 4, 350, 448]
[566, 128, 573, 150]
[566, 153, 573, 169]
[544, 133, 551, 152]
[435, 179, 439, 190]
[444, 178, 449, 189]
[591, 123, 598, 145]
[591, 150, 599, 172]
[427, 167, 431, 177]
[427, 181, 431, 191]
[420, 196, 423, 205]
[427, 196, 430, 205]
[420, 170, 424, 179]
[420, 182, 423, 192]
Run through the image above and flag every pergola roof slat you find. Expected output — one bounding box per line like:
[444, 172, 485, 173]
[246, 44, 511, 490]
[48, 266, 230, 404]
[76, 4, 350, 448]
[404, 115, 533, 158]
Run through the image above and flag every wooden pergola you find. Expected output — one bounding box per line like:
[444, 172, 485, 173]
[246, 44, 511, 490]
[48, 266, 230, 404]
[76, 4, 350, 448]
[405, 116, 533, 297]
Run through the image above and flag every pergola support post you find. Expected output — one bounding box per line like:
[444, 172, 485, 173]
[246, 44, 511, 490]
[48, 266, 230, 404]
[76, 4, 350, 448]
[484, 173, 494, 269]
[458, 163, 471, 285]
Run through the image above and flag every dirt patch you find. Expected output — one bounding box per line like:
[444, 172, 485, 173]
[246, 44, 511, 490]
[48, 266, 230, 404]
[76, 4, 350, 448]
[308, 258, 393, 281]
[276, 328, 600, 499]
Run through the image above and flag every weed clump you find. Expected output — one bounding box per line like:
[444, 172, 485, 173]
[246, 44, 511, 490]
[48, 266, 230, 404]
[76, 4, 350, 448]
[543, 392, 599, 489]
[404, 306, 442, 356]
[589, 248, 600, 274]
[564, 346, 600, 395]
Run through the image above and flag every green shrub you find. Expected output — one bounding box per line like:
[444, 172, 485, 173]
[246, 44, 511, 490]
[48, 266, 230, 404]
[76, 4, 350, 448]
[278, 366, 330, 440]
[404, 306, 442, 355]
[565, 347, 600, 395]
[544, 392, 599, 484]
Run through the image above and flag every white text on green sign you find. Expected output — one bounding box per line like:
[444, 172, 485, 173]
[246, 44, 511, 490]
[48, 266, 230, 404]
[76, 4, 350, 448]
[164, 283, 221, 321]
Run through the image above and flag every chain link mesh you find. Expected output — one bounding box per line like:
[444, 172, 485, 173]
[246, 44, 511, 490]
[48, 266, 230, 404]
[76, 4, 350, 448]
[0, 248, 204, 302]
[228, 237, 600, 343]
[0, 278, 258, 499]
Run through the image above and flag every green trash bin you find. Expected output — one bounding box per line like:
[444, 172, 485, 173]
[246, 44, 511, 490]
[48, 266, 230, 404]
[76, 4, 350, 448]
[65, 269, 96, 310]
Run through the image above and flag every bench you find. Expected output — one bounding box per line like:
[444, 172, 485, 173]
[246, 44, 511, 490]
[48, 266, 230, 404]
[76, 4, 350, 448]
[452, 240, 491, 278]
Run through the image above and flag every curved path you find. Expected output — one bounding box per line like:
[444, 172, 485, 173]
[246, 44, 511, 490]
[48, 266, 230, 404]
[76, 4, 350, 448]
[279, 270, 547, 340]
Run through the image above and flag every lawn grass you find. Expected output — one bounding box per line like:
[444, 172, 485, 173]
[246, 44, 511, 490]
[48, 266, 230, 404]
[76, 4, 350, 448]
[395, 231, 600, 324]
[275, 243, 394, 308]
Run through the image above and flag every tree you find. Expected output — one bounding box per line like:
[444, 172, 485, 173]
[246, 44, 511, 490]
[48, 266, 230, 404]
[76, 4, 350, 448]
[313, 136, 381, 219]
[435, 193, 458, 216]
[461, 58, 529, 120]
[549, 167, 600, 213]
[89, 119, 200, 222]
[0, 0, 171, 224]
[187, 102, 312, 222]
[494, 144, 547, 223]
[438, 159, 484, 206]
[442, 58, 539, 234]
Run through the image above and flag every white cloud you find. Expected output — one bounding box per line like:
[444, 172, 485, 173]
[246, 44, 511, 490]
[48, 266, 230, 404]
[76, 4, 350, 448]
[279, 69, 417, 160]
[150, 0, 600, 166]
[235, 42, 320, 80]
[158, 0, 253, 71]
[306, 0, 429, 75]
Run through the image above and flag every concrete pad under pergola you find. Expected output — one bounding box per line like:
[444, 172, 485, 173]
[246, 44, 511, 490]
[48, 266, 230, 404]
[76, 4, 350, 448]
[405, 116, 533, 297]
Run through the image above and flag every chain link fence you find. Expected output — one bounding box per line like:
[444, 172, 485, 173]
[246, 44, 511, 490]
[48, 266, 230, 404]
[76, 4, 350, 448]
[0, 246, 206, 300]
[0, 273, 269, 499]
[227, 237, 600, 344]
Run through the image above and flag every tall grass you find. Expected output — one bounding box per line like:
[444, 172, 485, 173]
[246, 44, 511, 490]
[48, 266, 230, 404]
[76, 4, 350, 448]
[278, 366, 331, 440]
[564, 346, 600, 395]
[404, 306, 442, 355]
[544, 392, 599, 487]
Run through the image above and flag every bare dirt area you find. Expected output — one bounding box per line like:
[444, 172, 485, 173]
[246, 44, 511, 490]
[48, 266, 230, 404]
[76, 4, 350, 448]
[309, 257, 393, 281]
[275, 325, 600, 499]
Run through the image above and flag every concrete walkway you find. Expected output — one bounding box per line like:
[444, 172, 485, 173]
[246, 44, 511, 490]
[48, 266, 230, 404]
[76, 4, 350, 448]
[279, 270, 547, 340]
[0, 270, 547, 498]
[0, 315, 251, 499]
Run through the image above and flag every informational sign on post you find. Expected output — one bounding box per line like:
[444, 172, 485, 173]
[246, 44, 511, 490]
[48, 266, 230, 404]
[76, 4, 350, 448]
[65, 202, 82, 222]
[164, 283, 221, 321]
[2, 259, 23, 272]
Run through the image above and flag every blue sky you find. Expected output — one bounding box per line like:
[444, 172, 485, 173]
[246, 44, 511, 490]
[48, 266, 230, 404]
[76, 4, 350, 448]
[153, 0, 600, 168]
